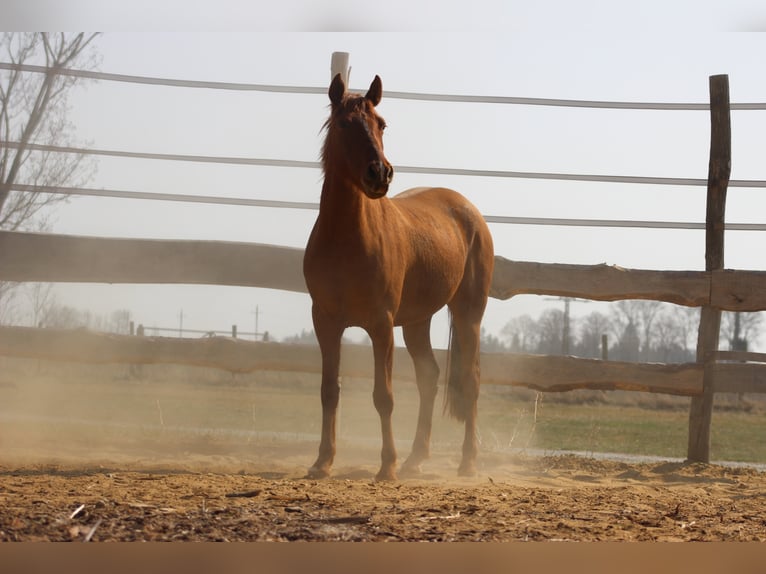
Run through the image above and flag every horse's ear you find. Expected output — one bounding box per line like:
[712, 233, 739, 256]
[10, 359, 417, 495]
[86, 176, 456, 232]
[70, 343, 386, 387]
[365, 75, 383, 107]
[329, 73, 345, 107]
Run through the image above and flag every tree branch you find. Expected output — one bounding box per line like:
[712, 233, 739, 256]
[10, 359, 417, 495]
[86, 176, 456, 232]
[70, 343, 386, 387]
[0, 32, 99, 225]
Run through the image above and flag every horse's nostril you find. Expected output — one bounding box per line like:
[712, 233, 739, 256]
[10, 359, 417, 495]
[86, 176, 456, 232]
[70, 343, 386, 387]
[367, 161, 387, 183]
[366, 161, 393, 186]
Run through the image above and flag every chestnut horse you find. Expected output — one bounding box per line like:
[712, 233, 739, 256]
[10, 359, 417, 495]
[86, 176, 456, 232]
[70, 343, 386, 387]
[303, 74, 494, 481]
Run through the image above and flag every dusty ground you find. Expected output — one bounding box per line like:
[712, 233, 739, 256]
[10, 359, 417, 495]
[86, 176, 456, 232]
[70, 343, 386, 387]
[1, 361, 764, 542]
[1, 442, 765, 542]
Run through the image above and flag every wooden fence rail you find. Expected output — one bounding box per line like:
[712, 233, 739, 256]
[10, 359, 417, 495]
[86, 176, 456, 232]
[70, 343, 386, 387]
[3, 230, 766, 311]
[1, 325, 764, 397]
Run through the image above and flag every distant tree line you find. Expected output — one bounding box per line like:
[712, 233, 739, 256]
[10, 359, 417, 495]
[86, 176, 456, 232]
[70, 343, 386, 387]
[484, 300, 763, 363]
[10, 289, 763, 366]
[275, 300, 765, 365]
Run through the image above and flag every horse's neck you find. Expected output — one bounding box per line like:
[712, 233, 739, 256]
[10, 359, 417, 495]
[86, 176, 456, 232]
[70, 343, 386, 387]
[317, 176, 386, 236]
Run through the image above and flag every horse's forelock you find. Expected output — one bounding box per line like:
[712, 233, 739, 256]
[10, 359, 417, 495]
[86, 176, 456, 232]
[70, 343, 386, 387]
[321, 94, 382, 171]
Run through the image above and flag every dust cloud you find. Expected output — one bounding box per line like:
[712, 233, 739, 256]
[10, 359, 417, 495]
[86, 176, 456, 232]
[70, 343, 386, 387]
[4, 355, 766, 543]
[0, 354, 494, 475]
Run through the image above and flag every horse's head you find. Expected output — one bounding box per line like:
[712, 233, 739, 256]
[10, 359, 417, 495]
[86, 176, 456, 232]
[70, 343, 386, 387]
[323, 74, 394, 199]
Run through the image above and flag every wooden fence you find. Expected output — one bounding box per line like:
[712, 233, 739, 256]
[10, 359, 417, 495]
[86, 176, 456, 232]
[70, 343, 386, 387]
[1, 75, 764, 463]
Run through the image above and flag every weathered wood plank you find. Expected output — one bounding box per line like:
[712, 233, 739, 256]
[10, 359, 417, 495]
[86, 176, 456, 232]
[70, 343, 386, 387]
[0, 325, 318, 374]
[713, 362, 766, 394]
[0, 231, 307, 293]
[711, 269, 766, 312]
[0, 326, 703, 396]
[481, 353, 703, 396]
[3, 230, 766, 312]
[490, 258, 710, 307]
[0, 231, 711, 305]
[710, 350, 766, 364]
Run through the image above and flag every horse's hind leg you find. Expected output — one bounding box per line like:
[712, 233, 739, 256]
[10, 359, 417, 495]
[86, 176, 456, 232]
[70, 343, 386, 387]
[400, 318, 440, 476]
[448, 308, 482, 477]
[448, 309, 485, 476]
[447, 224, 493, 477]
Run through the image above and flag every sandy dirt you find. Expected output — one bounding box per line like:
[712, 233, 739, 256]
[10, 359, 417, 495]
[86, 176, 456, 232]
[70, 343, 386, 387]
[1, 362, 764, 542]
[1, 442, 765, 542]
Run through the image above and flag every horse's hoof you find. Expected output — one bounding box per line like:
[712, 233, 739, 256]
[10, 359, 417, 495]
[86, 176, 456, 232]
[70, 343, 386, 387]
[457, 464, 478, 478]
[374, 469, 398, 482]
[306, 466, 331, 479]
[399, 462, 423, 478]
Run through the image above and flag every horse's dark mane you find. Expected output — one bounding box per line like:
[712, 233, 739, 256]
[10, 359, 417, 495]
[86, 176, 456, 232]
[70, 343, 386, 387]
[319, 111, 334, 173]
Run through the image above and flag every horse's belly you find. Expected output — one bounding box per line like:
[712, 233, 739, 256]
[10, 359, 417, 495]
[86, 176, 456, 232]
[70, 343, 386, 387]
[393, 299, 446, 326]
[306, 264, 455, 329]
[394, 269, 462, 326]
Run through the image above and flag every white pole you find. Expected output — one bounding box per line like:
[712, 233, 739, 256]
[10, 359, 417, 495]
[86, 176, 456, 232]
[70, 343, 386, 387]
[331, 51, 350, 85]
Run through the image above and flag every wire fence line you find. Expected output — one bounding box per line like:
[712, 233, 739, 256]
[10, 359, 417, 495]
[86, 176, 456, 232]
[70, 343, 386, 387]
[2, 62, 766, 231]
[5, 183, 320, 211]
[7, 183, 766, 231]
[4, 141, 766, 189]
[2, 61, 766, 110]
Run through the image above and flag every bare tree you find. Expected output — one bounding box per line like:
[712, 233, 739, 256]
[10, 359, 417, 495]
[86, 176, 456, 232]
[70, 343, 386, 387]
[577, 311, 611, 358]
[611, 300, 663, 361]
[41, 302, 83, 329]
[0, 33, 99, 321]
[652, 308, 690, 362]
[721, 311, 763, 352]
[25, 281, 55, 326]
[500, 302, 707, 363]
[501, 314, 539, 353]
[0, 281, 20, 323]
[1, 32, 99, 229]
[670, 305, 700, 354]
[536, 308, 566, 355]
[480, 326, 507, 353]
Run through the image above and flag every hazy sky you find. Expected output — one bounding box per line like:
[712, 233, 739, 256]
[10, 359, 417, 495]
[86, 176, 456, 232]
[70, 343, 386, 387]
[4, 2, 766, 347]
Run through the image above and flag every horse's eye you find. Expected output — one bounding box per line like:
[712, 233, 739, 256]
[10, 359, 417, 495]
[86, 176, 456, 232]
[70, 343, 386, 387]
[378, 119, 387, 131]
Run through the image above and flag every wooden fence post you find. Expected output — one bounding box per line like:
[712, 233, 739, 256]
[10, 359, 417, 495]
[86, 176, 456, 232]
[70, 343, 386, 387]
[687, 74, 731, 462]
[331, 52, 350, 85]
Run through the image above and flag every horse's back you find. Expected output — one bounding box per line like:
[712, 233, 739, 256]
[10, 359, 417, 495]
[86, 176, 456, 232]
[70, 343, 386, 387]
[392, 186, 491, 247]
[392, 186, 432, 199]
[393, 186, 464, 203]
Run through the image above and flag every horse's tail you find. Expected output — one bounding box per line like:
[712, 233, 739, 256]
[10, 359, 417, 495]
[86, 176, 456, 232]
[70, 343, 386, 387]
[443, 310, 468, 422]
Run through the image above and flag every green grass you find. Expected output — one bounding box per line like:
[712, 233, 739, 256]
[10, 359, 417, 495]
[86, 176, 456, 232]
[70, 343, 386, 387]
[533, 404, 690, 459]
[481, 396, 766, 464]
[708, 410, 766, 463]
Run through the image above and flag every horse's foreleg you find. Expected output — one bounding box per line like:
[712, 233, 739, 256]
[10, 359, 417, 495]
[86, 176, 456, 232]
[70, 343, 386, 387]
[401, 319, 439, 476]
[308, 312, 343, 479]
[370, 321, 397, 481]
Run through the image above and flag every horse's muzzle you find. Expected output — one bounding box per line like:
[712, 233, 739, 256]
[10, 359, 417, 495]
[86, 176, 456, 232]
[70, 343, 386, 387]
[363, 161, 394, 198]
